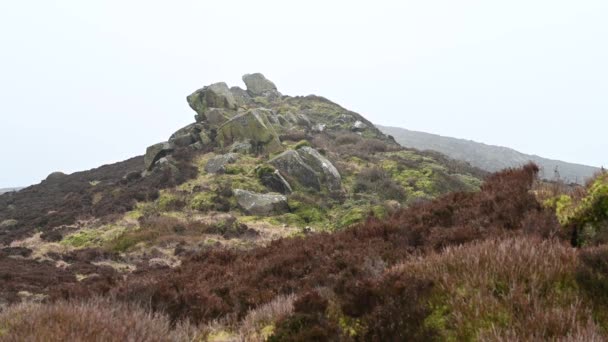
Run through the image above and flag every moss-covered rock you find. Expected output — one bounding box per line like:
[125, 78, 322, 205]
[187, 82, 237, 119]
[217, 108, 282, 154]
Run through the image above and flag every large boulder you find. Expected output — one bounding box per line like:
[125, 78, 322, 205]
[144, 142, 174, 171]
[205, 108, 231, 127]
[187, 82, 237, 120]
[269, 150, 321, 190]
[216, 108, 282, 154]
[242, 73, 279, 97]
[297, 147, 342, 191]
[234, 189, 289, 216]
[204, 153, 239, 174]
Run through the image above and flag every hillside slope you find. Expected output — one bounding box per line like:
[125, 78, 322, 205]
[378, 125, 600, 184]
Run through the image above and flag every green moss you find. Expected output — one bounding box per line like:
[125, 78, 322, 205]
[61, 225, 126, 249]
[294, 140, 311, 149]
[337, 207, 367, 228]
[156, 192, 180, 212]
[190, 191, 216, 211]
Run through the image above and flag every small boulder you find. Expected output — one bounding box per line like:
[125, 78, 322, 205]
[217, 108, 282, 154]
[242, 73, 279, 96]
[229, 141, 253, 154]
[352, 120, 367, 131]
[204, 153, 239, 174]
[234, 189, 289, 216]
[144, 142, 174, 171]
[269, 150, 321, 190]
[187, 82, 237, 119]
[297, 147, 342, 191]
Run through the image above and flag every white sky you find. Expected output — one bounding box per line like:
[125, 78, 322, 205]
[1, 0, 607, 187]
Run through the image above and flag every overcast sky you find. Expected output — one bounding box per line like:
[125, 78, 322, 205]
[1, 1, 607, 188]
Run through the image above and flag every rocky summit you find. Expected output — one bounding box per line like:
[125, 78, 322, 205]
[0, 72, 495, 340]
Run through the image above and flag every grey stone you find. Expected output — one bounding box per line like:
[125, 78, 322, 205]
[234, 189, 289, 216]
[229, 141, 253, 154]
[205, 153, 239, 174]
[217, 108, 282, 154]
[312, 123, 326, 133]
[187, 82, 237, 119]
[296, 113, 312, 127]
[205, 108, 231, 127]
[242, 73, 278, 96]
[269, 150, 321, 190]
[169, 123, 203, 140]
[297, 147, 342, 191]
[230, 86, 253, 106]
[352, 120, 367, 131]
[144, 142, 174, 171]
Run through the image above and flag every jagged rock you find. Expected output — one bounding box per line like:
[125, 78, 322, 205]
[217, 108, 282, 154]
[187, 82, 237, 120]
[123, 171, 142, 182]
[234, 189, 289, 216]
[352, 120, 367, 131]
[297, 147, 342, 191]
[257, 167, 292, 194]
[205, 153, 239, 174]
[230, 86, 253, 106]
[0, 219, 18, 230]
[144, 142, 174, 171]
[170, 134, 195, 147]
[242, 73, 278, 96]
[269, 150, 321, 190]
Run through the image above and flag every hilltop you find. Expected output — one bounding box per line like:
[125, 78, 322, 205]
[2, 74, 608, 341]
[378, 125, 600, 184]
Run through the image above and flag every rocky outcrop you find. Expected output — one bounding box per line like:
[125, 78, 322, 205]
[144, 142, 174, 171]
[269, 150, 321, 190]
[217, 108, 282, 154]
[242, 73, 278, 97]
[297, 147, 342, 191]
[234, 189, 289, 216]
[205, 153, 239, 174]
[269, 147, 341, 191]
[187, 82, 237, 121]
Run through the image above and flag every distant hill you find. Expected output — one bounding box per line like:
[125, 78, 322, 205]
[378, 125, 600, 184]
[0, 187, 22, 195]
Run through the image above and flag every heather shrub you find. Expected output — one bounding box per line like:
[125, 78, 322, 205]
[353, 167, 406, 201]
[392, 237, 599, 340]
[576, 244, 608, 326]
[0, 298, 201, 341]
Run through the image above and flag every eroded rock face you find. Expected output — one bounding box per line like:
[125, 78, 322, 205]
[205, 153, 239, 174]
[187, 82, 237, 120]
[217, 108, 282, 154]
[269, 150, 321, 190]
[234, 189, 288, 216]
[144, 142, 174, 171]
[242, 73, 278, 97]
[297, 147, 342, 191]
